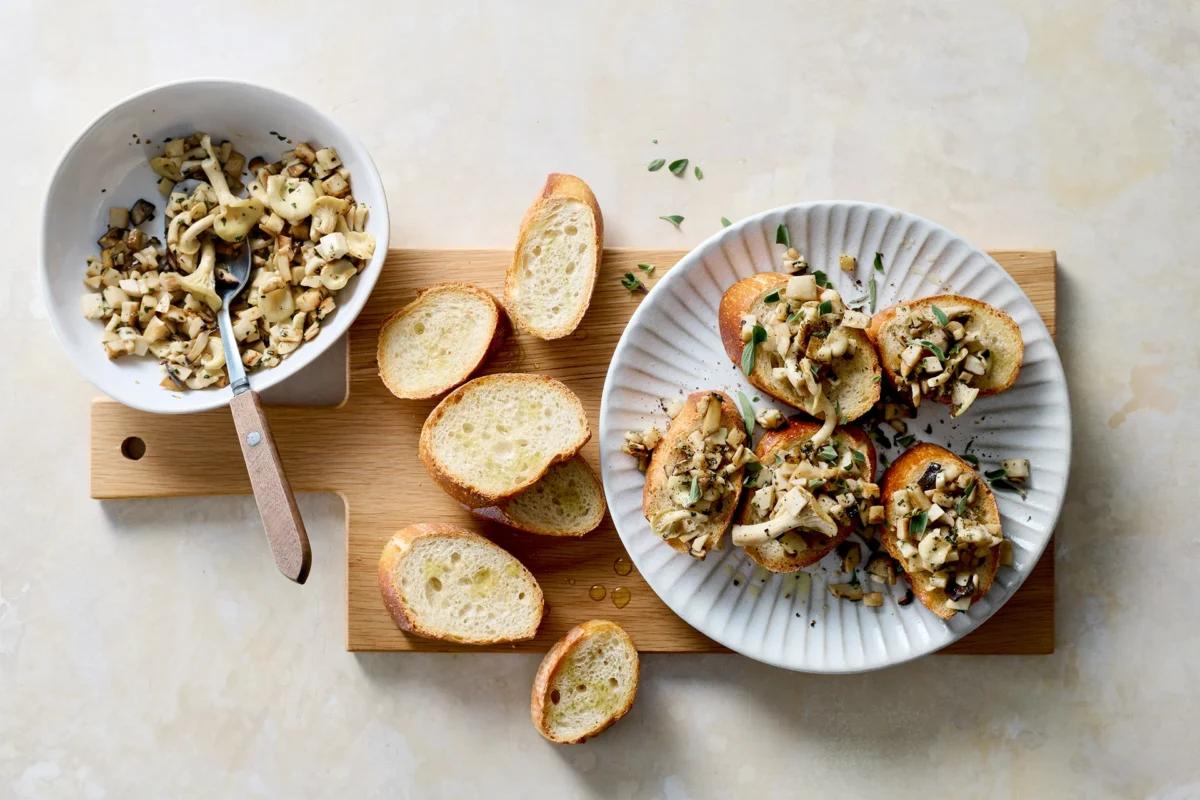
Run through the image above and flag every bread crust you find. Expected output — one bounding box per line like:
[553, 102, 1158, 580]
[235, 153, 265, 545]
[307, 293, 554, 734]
[377, 523, 545, 644]
[377, 282, 505, 400]
[418, 373, 591, 508]
[530, 619, 639, 744]
[471, 456, 607, 537]
[642, 390, 745, 557]
[879, 443, 1001, 619]
[867, 294, 1023, 402]
[737, 420, 877, 572]
[717, 273, 881, 421]
[504, 173, 604, 340]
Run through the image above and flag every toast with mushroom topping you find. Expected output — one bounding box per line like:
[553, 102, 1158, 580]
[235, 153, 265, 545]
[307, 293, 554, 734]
[531, 619, 639, 744]
[641, 391, 754, 559]
[733, 420, 881, 573]
[419, 373, 590, 508]
[868, 295, 1022, 417]
[718, 273, 881, 445]
[473, 456, 606, 537]
[378, 523, 544, 644]
[377, 282, 504, 400]
[504, 173, 603, 340]
[880, 443, 1004, 618]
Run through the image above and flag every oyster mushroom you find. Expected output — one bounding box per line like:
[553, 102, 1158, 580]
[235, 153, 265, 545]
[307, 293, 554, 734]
[178, 242, 222, 311]
[199, 135, 265, 242]
[265, 173, 317, 224]
[731, 487, 837, 546]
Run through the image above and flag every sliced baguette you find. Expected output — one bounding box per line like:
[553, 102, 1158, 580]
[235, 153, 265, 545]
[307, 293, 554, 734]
[718, 273, 881, 422]
[377, 282, 503, 400]
[474, 456, 606, 537]
[643, 390, 746, 558]
[880, 443, 1001, 619]
[868, 294, 1023, 401]
[504, 173, 603, 340]
[531, 620, 639, 744]
[419, 373, 590, 508]
[377, 523, 544, 644]
[737, 420, 877, 573]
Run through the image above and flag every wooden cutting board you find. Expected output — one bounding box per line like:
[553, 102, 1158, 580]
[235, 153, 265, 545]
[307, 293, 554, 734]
[91, 248, 1056, 654]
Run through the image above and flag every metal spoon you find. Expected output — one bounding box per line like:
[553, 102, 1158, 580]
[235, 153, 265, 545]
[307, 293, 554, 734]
[215, 242, 312, 583]
[168, 180, 311, 583]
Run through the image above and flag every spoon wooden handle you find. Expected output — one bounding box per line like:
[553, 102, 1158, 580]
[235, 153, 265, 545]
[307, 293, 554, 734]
[229, 390, 312, 583]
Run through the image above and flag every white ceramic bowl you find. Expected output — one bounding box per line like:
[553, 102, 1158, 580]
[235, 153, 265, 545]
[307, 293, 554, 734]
[600, 201, 1070, 673]
[40, 79, 389, 414]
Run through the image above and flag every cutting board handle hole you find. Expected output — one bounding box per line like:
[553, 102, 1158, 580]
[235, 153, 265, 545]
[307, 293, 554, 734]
[120, 436, 146, 461]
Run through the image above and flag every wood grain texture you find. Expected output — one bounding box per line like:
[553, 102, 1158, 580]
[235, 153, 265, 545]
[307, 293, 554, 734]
[229, 390, 312, 584]
[91, 248, 1057, 654]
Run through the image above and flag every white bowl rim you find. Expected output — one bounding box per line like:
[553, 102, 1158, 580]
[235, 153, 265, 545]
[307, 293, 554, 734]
[599, 199, 1072, 672]
[39, 77, 390, 414]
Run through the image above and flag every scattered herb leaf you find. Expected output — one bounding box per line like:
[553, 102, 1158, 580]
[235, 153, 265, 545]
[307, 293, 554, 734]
[816, 445, 839, 463]
[620, 272, 646, 293]
[984, 468, 1007, 480]
[868, 274, 878, 312]
[736, 391, 756, 436]
[919, 339, 946, 362]
[688, 474, 701, 505]
[961, 453, 980, 468]
[741, 324, 767, 374]
[763, 291, 781, 304]
[668, 158, 689, 176]
[955, 479, 976, 516]
[895, 433, 916, 448]
[874, 252, 884, 272]
[721, 217, 732, 227]
[909, 509, 929, 537]
[776, 223, 791, 247]
[990, 477, 1028, 498]
[818, 299, 833, 316]
[852, 449, 866, 465]
[932, 305, 949, 326]
[659, 214, 684, 228]
[637, 263, 656, 275]
[813, 270, 832, 289]
[647, 158, 665, 172]
[694, 165, 704, 180]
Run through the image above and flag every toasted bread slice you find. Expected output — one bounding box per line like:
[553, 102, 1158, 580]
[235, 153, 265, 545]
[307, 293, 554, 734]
[718, 273, 881, 422]
[643, 391, 747, 558]
[880, 443, 1001, 619]
[736, 420, 877, 572]
[419, 373, 591, 508]
[473, 456, 606, 537]
[377, 523, 544, 644]
[868, 294, 1023, 404]
[531, 620, 639, 744]
[504, 173, 603, 340]
[377, 282, 503, 400]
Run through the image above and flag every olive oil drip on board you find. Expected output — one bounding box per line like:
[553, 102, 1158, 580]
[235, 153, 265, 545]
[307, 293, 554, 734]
[586, 556, 636, 606]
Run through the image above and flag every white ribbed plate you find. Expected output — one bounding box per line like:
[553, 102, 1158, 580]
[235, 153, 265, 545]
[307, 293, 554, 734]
[599, 202, 1070, 673]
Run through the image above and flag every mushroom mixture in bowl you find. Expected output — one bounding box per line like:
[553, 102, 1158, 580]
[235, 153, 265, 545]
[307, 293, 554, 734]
[80, 131, 375, 390]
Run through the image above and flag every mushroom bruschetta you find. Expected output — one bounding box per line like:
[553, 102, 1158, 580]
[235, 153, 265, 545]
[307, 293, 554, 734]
[718, 273, 881, 443]
[637, 391, 755, 559]
[732, 420, 882, 573]
[868, 295, 1022, 417]
[881, 443, 1007, 618]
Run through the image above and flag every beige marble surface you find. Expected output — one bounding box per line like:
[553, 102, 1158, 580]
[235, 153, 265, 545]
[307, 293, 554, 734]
[3, 1, 1198, 797]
